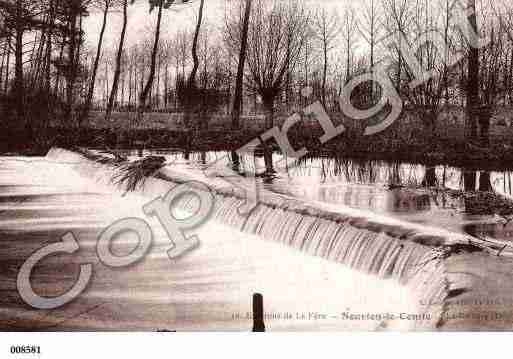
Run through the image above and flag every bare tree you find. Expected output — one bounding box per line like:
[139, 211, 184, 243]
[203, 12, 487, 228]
[341, 7, 358, 84]
[359, 0, 383, 100]
[136, 0, 165, 122]
[136, 0, 195, 121]
[312, 7, 340, 107]
[231, 0, 252, 130]
[227, 0, 252, 170]
[65, 1, 88, 125]
[242, 0, 309, 128]
[187, 0, 204, 88]
[466, 0, 480, 140]
[106, 0, 128, 120]
[382, 0, 414, 95]
[80, 0, 112, 126]
[403, 0, 446, 136]
[475, 2, 510, 145]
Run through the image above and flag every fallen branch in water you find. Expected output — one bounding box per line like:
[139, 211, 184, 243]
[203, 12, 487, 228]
[71, 147, 167, 193]
[111, 156, 167, 193]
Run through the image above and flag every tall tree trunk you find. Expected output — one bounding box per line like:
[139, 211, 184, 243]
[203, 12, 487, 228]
[43, 0, 55, 130]
[30, 32, 44, 86]
[304, 42, 309, 106]
[121, 71, 125, 107]
[263, 96, 275, 129]
[261, 140, 274, 175]
[3, 35, 11, 97]
[164, 65, 168, 108]
[509, 47, 513, 105]
[370, 39, 374, 101]
[231, 0, 252, 130]
[54, 40, 64, 97]
[0, 37, 7, 96]
[231, 0, 252, 170]
[422, 166, 438, 187]
[80, 0, 109, 126]
[466, 0, 479, 140]
[183, 0, 205, 134]
[443, 0, 450, 105]
[369, 0, 375, 101]
[479, 171, 492, 192]
[174, 60, 179, 110]
[464, 171, 476, 191]
[322, 43, 327, 107]
[106, 0, 127, 121]
[188, 0, 205, 89]
[14, 0, 25, 130]
[156, 56, 161, 109]
[396, 39, 402, 96]
[345, 37, 351, 84]
[128, 65, 132, 108]
[65, 8, 78, 124]
[137, 0, 164, 122]
[260, 96, 275, 176]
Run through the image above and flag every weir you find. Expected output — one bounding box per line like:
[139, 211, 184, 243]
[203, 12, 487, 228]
[44, 147, 513, 331]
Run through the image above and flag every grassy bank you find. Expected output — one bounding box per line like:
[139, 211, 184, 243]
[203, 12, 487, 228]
[3, 124, 513, 171]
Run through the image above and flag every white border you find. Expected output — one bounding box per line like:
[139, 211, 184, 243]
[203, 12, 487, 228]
[0, 333, 510, 359]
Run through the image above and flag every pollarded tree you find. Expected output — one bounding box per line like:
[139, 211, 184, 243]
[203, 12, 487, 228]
[402, 0, 446, 137]
[242, 0, 309, 128]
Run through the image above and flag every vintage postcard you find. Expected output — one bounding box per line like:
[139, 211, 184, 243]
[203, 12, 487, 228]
[1, 0, 513, 343]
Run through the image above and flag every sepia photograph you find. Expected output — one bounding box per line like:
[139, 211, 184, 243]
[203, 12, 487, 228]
[2, 0, 513, 343]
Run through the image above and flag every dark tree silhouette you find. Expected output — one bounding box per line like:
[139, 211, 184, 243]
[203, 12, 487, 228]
[106, 0, 128, 121]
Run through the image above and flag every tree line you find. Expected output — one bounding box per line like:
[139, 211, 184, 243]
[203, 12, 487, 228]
[1, 0, 513, 145]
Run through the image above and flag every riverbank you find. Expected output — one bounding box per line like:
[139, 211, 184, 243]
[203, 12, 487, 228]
[3, 126, 513, 171]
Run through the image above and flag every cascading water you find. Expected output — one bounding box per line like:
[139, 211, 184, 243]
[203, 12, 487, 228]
[44, 147, 494, 330]
[176, 191, 450, 329]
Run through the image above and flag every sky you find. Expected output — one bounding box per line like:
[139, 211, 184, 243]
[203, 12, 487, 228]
[79, 0, 511, 57]
[82, 0, 351, 50]
[83, 0, 215, 49]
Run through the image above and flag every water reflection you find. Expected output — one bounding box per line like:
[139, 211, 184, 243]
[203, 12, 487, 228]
[118, 149, 513, 241]
[125, 149, 513, 194]
[464, 221, 513, 241]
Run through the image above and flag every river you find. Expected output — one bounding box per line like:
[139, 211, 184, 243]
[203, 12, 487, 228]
[0, 154, 419, 331]
[1, 149, 513, 331]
